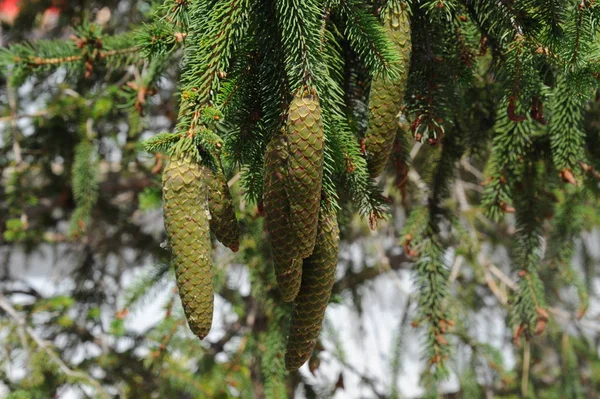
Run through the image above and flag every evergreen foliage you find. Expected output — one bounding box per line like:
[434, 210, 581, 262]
[2, 0, 600, 397]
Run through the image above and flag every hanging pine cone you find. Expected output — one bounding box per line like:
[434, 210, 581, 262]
[285, 205, 339, 371]
[162, 153, 214, 339]
[285, 87, 325, 258]
[206, 162, 240, 252]
[364, 5, 412, 178]
[264, 133, 303, 302]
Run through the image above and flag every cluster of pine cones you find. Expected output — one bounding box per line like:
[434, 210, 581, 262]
[160, 6, 410, 371]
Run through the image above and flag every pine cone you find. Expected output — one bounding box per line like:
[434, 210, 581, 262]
[162, 154, 214, 339]
[285, 206, 339, 371]
[264, 134, 303, 302]
[364, 7, 411, 178]
[206, 164, 240, 252]
[285, 88, 325, 258]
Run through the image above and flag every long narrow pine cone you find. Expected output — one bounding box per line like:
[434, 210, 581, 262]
[264, 134, 303, 302]
[285, 88, 325, 258]
[162, 154, 214, 339]
[364, 5, 412, 178]
[285, 206, 340, 371]
[205, 164, 240, 252]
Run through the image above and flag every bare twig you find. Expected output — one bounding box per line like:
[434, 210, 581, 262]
[522, 340, 531, 398]
[323, 352, 387, 399]
[449, 255, 464, 284]
[460, 158, 484, 181]
[332, 252, 411, 294]
[488, 264, 517, 290]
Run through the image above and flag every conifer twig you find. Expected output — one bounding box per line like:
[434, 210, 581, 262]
[7, 79, 21, 166]
[483, 263, 600, 332]
[0, 294, 109, 398]
[11, 46, 140, 66]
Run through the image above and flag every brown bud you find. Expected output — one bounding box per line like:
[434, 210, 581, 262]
[404, 234, 418, 257]
[116, 308, 129, 320]
[559, 168, 577, 185]
[500, 201, 516, 213]
[481, 177, 494, 186]
[530, 96, 547, 125]
[534, 317, 547, 335]
[576, 305, 588, 320]
[536, 307, 549, 320]
[479, 36, 488, 56]
[359, 137, 367, 155]
[368, 212, 378, 230]
[435, 334, 448, 345]
[507, 96, 526, 122]
[429, 355, 443, 365]
[513, 324, 526, 346]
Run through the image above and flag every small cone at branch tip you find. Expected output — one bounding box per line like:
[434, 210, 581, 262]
[285, 87, 325, 259]
[285, 206, 339, 371]
[205, 164, 241, 252]
[162, 153, 214, 339]
[264, 134, 303, 302]
[364, 6, 412, 178]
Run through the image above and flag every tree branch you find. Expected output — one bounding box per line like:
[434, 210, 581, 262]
[0, 293, 109, 397]
[333, 252, 411, 294]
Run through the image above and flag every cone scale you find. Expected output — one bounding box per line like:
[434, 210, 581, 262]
[285, 88, 325, 258]
[263, 134, 303, 302]
[162, 154, 214, 339]
[364, 6, 412, 178]
[206, 163, 240, 252]
[285, 206, 339, 371]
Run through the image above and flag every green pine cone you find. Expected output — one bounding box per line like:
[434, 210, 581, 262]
[206, 165, 240, 252]
[162, 154, 214, 339]
[264, 134, 303, 302]
[285, 88, 325, 258]
[364, 6, 412, 178]
[285, 206, 340, 371]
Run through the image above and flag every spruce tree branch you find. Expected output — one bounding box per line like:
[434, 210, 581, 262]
[0, 293, 109, 398]
[99, 46, 141, 59]
[7, 79, 22, 166]
[11, 46, 140, 67]
[483, 263, 600, 333]
[337, 0, 396, 75]
[0, 108, 61, 123]
[571, 1, 585, 66]
[12, 54, 83, 65]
